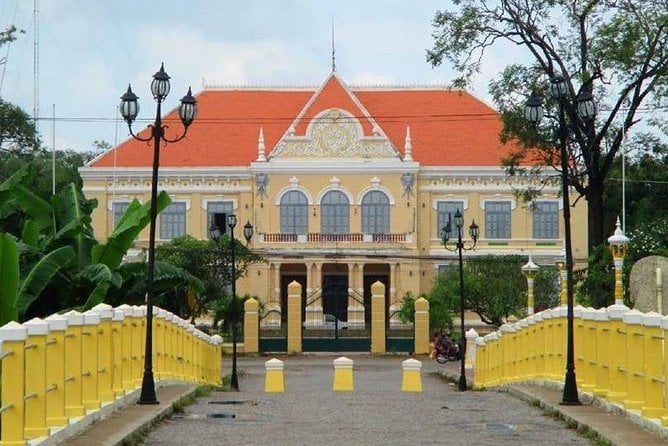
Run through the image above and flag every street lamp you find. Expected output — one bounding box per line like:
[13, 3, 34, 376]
[521, 256, 539, 315]
[210, 214, 253, 390]
[441, 209, 479, 391]
[119, 63, 197, 404]
[524, 75, 596, 405]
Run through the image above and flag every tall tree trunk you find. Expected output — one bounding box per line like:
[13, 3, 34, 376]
[586, 180, 605, 253]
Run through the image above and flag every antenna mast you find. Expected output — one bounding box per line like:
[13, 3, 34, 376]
[34, 0, 40, 139]
[331, 18, 336, 72]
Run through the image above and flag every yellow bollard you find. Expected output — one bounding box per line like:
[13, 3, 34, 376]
[606, 302, 630, 404]
[23, 318, 50, 439]
[465, 328, 479, 372]
[622, 309, 644, 410]
[63, 311, 85, 418]
[401, 359, 422, 392]
[44, 314, 69, 428]
[592, 309, 611, 398]
[332, 357, 354, 391]
[641, 312, 664, 418]
[111, 307, 125, 398]
[265, 358, 285, 392]
[91, 303, 115, 403]
[0, 321, 28, 446]
[81, 311, 101, 411]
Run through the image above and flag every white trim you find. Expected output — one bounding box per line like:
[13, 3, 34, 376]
[432, 197, 469, 210]
[275, 182, 314, 205]
[201, 197, 238, 211]
[107, 197, 135, 211]
[480, 196, 516, 210]
[532, 198, 563, 210]
[356, 185, 395, 206]
[166, 198, 192, 211]
[315, 183, 354, 205]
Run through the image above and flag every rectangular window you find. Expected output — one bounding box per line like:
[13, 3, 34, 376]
[206, 201, 234, 238]
[112, 201, 130, 229]
[533, 201, 559, 239]
[437, 201, 464, 238]
[160, 202, 186, 240]
[485, 201, 511, 239]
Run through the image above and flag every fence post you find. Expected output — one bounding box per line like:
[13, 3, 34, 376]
[641, 312, 664, 418]
[465, 328, 479, 371]
[155, 309, 168, 380]
[580, 307, 597, 393]
[81, 311, 101, 411]
[131, 306, 145, 387]
[244, 298, 259, 354]
[63, 311, 84, 418]
[111, 307, 126, 397]
[211, 334, 223, 385]
[23, 318, 49, 439]
[413, 297, 429, 355]
[91, 303, 115, 403]
[0, 321, 28, 446]
[606, 303, 630, 404]
[592, 309, 611, 398]
[287, 281, 302, 353]
[44, 314, 68, 427]
[622, 309, 644, 409]
[371, 281, 386, 354]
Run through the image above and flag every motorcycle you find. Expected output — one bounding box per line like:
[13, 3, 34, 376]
[434, 336, 462, 364]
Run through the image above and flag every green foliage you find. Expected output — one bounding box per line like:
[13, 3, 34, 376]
[534, 266, 560, 312]
[0, 99, 39, 152]
[576, 245, 614, 309]
[428, 0, 668, 250]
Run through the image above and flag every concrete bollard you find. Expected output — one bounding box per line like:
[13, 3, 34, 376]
[401, 359, 422, 392]
[44, 314, 69, 427]
[23, 317, 50, 439]
[0, 321, 28, 445]
[265, 358, 285, 393]
[332, 357, 354, 391]
[465, 328, 479, 370]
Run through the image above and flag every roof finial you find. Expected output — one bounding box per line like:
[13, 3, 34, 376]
[257, 127, 266, 162]
[404, 126, 413, 161]
[331, 17, 336, 72]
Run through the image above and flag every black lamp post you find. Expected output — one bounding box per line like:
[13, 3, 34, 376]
[210, 214, 253, 391]
[524, 75, 596, 405]
[119, 63, 197, 404]
[441, 209, 479, 391]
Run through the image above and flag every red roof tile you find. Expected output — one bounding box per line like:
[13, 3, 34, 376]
[90, 76, 515, 168]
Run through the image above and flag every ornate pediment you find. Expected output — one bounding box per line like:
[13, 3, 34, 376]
[270, 109, 399, 159]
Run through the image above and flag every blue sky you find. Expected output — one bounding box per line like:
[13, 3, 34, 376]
[0, 1, 523, 152]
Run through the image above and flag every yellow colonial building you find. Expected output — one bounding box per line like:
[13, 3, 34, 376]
[80, 72, 587, 341]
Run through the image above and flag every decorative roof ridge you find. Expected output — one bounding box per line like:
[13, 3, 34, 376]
[202, 79, 318, 90]
[349, 84, 464, 91]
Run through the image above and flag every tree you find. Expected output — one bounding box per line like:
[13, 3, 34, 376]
[428, 1, 668, 252]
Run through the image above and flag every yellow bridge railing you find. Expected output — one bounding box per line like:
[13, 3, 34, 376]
[0, 303, 223, 446]
[473, 303, 668, 426]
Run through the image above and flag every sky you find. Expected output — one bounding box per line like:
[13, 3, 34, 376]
[0, 0, 524, 153]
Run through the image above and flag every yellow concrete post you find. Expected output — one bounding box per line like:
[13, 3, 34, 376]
[401, 359, 422, 392]
[473, 337, 486, 388]
[606, 303, 630, 404]
[287, 280, 302, 353]
[265, 358, 285, 392]
[608, 218, 629, 306]
[192, 331, 202, 383]
[91, 303, 115, 403]
[540, 310, 554, 379]
[557, 261, 567, 306]
[110, 308, 125, 397]
[186, 324, 196, 381]
[81, 311, 101, 411]
[661, 315, 668, 427]
[164, 313, 176, 380]
[244, 298, 259, 354]
[592, 309, 611, 398]
[641, 312, 664, 418]
[522, 257, 539, 316]
[552, 307, 567, 380]
[580, 307, 597, 393]
[371, 280, 386, 354]
[176, 318, 186, 380]
[574, 305, 585, 388]
[332, 356, 354, 391]
[44, 314, 68, 428]
[23, 318, 50, 439]
[485, 332, 499, 386]
[499, 324, 515, 382]
[521, 317, 534, 379]
[622, 309, 644, 410]
[531, 313, 545, 379]
[131, 306, 145, 387]
[0, 321, 28, 446]
[211, 334, 223, 385]
[63, 311, 85, 418]
[413, 297, 429, 355]
[155, 309, 167, 380]
[115, 304, 134, 393]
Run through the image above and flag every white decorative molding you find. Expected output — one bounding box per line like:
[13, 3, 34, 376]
[316, 183, 354, 205]
[356, 185, 396, 205]
[257, 127, 267, 162]
[271, 108, 399, 159]
[432, 197, 469, 210]
[107, 197, 134, 211]
[201, 197, 238, 211]
[168, 198, 192, 210]
[532, 198, 563, 210]
[480, 196, 517, 210]
[275, 180, 314, 205]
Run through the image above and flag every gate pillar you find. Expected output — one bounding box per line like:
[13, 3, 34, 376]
[371, 281, 386, 354]
[287, 281, 302, 353]
[414, 297, 429, 355]
[244, 298, 259, 354]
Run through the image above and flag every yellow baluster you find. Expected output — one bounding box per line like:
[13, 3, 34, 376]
[63, 311, 84, 418]
[81, 311, 101, 411]
[91, 304, 115, 403]
[23, 318, 49, 439]
[111, 307, 125, 398]
[622, 309, 644, 410]
[0, 321, 28, 446]
[44, 314, 69, 427]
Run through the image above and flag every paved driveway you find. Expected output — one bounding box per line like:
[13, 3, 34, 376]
[145, 355, 590, 446]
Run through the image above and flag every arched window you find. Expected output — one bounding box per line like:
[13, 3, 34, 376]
[280, 190, 308, 234]
[321, 190, 349, 234]
[361, 190, 390, 234]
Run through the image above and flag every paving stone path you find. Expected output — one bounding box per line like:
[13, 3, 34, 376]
[145, 355, 591, 445]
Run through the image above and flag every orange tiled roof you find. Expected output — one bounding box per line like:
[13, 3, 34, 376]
[90, 75, 514, 168]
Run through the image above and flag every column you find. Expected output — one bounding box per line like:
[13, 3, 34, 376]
[287, 280, 303, 353]
[371, 280, 386, 354]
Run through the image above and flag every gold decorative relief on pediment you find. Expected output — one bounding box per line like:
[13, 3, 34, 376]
[271, 109, 398, 158]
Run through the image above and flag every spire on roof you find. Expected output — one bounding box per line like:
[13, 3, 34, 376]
[331, 18, 336, 72]
[404, 126, 413, 161]
[257, 127, 266, 161]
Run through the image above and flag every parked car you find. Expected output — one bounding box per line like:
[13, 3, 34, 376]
[324, 314, 348, 329]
